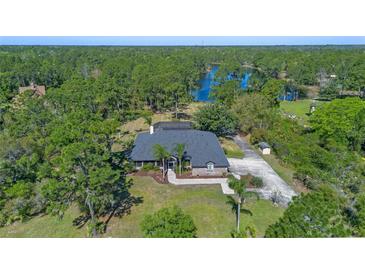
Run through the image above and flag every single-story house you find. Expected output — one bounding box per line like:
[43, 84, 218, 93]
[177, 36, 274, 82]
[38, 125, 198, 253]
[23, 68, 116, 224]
[259, 142, 271, 155]
[130, 122, 229, 176]
[19, 82, 46, 96]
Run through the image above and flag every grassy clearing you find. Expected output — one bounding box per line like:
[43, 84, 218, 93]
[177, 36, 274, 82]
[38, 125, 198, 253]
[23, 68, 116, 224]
[112, 102, 204, 152]
[280, 99, 328, 125]
[0, 176, 284, 238]
[280, 99, 312, 124]
[220, 137, 244, 158]
[121, 102, 203, 133]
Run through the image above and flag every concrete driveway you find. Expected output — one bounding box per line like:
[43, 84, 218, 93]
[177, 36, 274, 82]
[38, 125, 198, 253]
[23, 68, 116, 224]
[228, 135, 297, 206]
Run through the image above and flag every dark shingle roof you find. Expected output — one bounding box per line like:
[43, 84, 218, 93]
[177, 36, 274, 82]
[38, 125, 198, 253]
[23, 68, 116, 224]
[259, 142, 270, 149]
[153, 121, 192, 131]
[131, 129, 229, 168]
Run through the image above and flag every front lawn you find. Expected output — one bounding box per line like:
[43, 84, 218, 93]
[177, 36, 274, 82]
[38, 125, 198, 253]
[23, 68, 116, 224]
[0, 176, 284, 238]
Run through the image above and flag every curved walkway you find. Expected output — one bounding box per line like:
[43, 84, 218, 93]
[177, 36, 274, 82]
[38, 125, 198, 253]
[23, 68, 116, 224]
[228, 135, 297, 206]
[167, 170, 234, 194]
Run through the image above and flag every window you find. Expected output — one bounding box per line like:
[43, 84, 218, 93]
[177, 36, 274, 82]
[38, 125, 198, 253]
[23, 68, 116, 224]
[136, 162, 143, 168]
[207, 162, 214, 172]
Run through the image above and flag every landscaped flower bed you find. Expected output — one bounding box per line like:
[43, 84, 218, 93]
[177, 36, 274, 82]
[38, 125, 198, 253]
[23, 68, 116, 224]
[132, 170, 167, 184]
[176, 173, 228, 179]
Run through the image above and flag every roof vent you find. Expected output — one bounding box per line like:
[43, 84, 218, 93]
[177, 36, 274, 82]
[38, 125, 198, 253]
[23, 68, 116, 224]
[149, 125, 154, 134]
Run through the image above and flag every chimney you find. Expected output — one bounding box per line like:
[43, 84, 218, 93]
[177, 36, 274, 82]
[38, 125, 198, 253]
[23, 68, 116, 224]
[149, 125, 154, 134]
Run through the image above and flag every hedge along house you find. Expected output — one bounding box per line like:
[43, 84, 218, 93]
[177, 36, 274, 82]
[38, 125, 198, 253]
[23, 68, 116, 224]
[130, 122, 229, 176]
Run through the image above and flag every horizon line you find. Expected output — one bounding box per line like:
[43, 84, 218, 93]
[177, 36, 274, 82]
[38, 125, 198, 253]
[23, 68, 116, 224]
[1, 36, 365, 46]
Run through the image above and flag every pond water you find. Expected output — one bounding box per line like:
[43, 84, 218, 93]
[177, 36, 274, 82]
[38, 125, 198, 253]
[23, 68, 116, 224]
[192, 66, 250, 102]
[192, 66, 299, 102]
[191, 66, 219, 102]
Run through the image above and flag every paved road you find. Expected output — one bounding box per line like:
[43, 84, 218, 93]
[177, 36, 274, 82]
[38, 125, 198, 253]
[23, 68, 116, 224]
[228, 135, 297, 206]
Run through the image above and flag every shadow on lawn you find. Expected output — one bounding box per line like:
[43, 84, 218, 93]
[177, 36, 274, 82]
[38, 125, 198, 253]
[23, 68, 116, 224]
[103, 194, 144, 231]
[72, 192, 144, 233]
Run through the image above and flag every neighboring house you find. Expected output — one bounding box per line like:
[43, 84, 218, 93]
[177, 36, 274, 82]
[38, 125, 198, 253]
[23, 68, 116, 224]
[278, 85, 299, 101]
[19, 82, 46, 96]
[259, 142, 271, 155]
[309, 101, 317, 113]
[338, 89, 365, 98]
[130, 122, 229, 176]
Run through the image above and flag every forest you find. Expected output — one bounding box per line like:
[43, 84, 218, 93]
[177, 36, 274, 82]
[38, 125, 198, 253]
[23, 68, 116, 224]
[0, 45, 364, 237]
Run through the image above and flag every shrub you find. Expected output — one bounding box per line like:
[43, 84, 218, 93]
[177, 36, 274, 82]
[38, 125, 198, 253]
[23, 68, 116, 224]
[294, 166, 323, 190]
[250, 128, 268, 145]
[251, 177, 264, 188]
[141, 206, 197, 238]
[141, 163, 159, 171]
[231, 225, 256, 238]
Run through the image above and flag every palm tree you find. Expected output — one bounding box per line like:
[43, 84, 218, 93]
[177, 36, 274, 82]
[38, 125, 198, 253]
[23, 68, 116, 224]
[142, 110, 153, 127]
[153, 144, 170, 180]
[227, 174, 259, 232]
[174, 143, 185, 175]
[143, 115, 152, 127]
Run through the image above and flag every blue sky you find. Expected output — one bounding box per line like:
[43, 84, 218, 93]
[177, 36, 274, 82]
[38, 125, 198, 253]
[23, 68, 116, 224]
[0, 36, 365, 46]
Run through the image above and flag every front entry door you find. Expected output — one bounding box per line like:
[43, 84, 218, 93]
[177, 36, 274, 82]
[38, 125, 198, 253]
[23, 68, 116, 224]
[167, 160, 176, 170]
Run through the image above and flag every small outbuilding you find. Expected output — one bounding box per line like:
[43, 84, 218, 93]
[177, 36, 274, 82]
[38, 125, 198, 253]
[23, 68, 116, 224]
[258, 142, 271, 155]
[309, 101, 317, 113]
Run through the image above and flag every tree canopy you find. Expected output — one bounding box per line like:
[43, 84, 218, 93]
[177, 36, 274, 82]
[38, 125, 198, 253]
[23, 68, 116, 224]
[231, 93, 278, 134]
[265, 186, 352, 237]
[140, 206, 197, 238]
[193, 104, 238, 137]
[310, 97, 365, 148]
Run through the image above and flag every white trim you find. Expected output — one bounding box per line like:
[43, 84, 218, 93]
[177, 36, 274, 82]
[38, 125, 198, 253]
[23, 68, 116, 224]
[207, 162, 214, 172]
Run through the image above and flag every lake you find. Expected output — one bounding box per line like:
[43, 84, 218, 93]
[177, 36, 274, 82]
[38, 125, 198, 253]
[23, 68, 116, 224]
[192, 66, 250, 102]
[191, 66, 219, 102]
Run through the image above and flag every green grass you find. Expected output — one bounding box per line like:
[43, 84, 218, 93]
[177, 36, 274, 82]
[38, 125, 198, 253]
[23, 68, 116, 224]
[280, 99, 312, 124]
[0, 205, 86, 238]
[261, 154, 294, 186]
[120, 102, 202, 133]
[220, 138, 244, 159]
[280, 99, 328, 125]
[0, 176, 284, 238]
